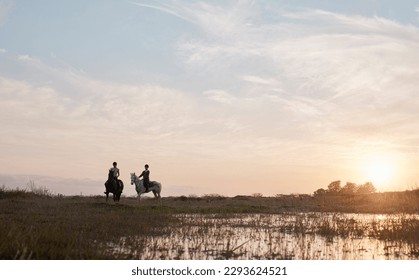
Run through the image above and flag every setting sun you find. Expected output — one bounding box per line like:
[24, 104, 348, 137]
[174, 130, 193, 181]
[363, 154, 397, 187]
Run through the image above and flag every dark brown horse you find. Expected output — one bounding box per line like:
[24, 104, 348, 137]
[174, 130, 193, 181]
[104, 170, 124, 202]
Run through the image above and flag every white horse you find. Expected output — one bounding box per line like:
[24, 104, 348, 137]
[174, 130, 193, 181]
[130, 172, 162, 201]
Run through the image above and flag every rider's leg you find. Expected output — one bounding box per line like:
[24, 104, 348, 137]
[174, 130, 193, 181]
[144, 179, 149, 192]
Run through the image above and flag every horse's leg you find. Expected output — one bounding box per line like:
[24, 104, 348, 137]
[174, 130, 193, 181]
[136, 186, 142, 203]
[104, 182, 109, 202]
[116, 188, 122, 203]
[156, 190, 162, 205]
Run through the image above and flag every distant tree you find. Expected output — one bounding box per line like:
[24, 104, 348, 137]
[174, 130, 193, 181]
[357, 182, 376, 194]
[340, 182, 358, 194]
[314, 188, 327, 196]
[327, 180, 341, 193]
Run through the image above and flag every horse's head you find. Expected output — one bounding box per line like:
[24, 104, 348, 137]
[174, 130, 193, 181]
[130, 173, 136, 185]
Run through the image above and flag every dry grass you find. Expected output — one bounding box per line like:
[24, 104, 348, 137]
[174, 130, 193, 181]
[0, 189, 173, 259]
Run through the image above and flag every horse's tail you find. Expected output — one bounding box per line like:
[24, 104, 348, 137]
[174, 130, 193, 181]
[150, 181, 161, 192]
[118, 180, 124, 193]
[154, 182, 162, 197]
[157, 182, 162, 199]
[104, 180, 110, 192]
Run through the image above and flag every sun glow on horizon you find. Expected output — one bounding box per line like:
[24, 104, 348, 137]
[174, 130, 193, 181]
[362, 153, 398, 188]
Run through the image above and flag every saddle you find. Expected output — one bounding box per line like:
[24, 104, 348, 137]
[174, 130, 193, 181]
[146, 181, 158, 191]
[105, 170, 123, 192]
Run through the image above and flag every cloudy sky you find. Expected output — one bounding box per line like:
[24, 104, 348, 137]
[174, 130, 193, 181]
[1, 0, 419, 196]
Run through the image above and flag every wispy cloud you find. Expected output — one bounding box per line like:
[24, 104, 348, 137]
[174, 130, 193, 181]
[173, 3, 419, 170]
[241, 75, 278, 86]
[0, 63, 199, 138]
[203, 89, 236, 104]
[17, 54, 39, 62]
[0, 53, 208, 181]
[131, 0, 257, 38]
[111, 3, 419, 162]
[129, 1, 198, 24]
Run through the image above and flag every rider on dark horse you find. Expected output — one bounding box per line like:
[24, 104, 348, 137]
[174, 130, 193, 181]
[139, 164, 150, 192]
[110, 162, 120, 182]
[105, 161, 120, 193]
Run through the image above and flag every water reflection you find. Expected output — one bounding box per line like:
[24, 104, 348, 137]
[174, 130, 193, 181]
[109, 213, 419, 260]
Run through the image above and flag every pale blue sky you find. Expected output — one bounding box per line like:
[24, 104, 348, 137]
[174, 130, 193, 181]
[1, 0, 419, 196]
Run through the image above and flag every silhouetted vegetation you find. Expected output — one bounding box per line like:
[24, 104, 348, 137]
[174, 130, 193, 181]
[314, 180, 376, 196]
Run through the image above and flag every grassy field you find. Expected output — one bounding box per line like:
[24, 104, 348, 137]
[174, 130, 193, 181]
[1, 186, 418, 259]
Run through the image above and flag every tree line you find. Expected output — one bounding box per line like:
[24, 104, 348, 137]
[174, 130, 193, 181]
[314, 180, 376, 196]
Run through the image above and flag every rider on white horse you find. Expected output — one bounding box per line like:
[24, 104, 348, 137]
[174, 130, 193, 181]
[130, 171, 162, 200]
[138, 164, 150, 192]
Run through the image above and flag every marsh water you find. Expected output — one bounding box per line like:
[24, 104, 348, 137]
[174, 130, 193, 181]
[109, 213, 419, 260]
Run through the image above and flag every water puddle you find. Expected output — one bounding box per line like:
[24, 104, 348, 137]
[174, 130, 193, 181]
[108, 213, 419, 260]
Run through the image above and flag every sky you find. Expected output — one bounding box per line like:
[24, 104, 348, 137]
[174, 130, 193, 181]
[1, 0, 419, 197]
